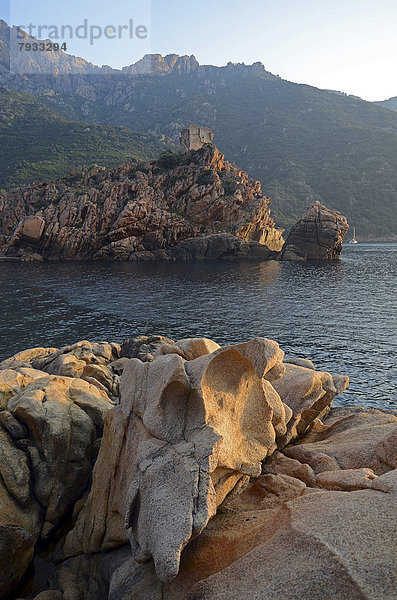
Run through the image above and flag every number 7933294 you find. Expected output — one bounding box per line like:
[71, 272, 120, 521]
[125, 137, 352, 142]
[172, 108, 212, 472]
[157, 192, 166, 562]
[19, 42, 67, 52]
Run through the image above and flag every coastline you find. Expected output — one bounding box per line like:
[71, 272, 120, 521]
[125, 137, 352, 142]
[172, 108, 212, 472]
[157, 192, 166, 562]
[0, 240, 395, 261]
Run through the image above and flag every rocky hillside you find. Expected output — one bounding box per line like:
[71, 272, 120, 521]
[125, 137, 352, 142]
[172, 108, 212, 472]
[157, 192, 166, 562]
[0, 87, 174, 190]
[0, 145, 284, 260]
[1, 20, 397, 239]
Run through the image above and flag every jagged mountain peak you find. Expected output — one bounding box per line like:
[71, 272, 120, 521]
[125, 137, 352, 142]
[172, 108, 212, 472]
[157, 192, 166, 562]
[122, 53, 199, 75]
[0, 20, 274, 78]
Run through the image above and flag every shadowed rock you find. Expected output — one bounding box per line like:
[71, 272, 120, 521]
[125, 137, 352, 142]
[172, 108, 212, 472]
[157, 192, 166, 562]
[280, 201, 349, 261]
[0, 340, 119, 597]
[8, 375, 115, 538]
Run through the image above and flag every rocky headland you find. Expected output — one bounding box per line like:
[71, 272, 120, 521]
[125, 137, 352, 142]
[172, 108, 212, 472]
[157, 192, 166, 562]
[0, 144, 284, 262]
[0, 143, 352, 264]
[1, 334, 396, 599]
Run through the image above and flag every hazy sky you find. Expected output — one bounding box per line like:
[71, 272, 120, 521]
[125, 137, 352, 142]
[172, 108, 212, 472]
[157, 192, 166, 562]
[2, 0, 397, 100]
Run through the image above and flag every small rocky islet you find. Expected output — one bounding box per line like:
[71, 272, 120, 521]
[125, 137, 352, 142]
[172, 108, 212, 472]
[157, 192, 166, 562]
[0, 127, 349, 263]
[1, 334, 396, 599]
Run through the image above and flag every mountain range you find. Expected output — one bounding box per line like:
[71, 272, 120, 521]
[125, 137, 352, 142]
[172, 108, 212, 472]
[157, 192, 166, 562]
[1, 20, 397, 240]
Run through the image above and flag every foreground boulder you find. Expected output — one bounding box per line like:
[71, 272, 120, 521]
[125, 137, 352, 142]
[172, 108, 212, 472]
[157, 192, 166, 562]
[280, 201, 349, 260]
[3, 336, 397, 600]
[90, 406, 397, 600]
[0, 421, 42, 595]
[8, 376, 114, 539]
[64, 336, 347, 586]
[0, 341, 119, 598]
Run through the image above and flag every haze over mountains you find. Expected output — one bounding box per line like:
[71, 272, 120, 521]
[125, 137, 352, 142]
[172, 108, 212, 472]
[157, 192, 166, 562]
[1, 20, 397, 239]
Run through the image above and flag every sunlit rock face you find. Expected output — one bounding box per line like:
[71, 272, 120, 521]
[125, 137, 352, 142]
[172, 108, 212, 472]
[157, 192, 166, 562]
[280, 201, 349, 261]
[64, 336, 347, 583]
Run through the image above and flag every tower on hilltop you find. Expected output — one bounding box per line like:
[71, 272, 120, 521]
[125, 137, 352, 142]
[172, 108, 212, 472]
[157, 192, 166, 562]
[180, 125, 214, 154]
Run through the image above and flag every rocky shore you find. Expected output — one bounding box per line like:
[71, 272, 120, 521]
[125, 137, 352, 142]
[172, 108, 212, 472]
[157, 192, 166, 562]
[0, 135, 354, 263]
[1, 334, 396, 599]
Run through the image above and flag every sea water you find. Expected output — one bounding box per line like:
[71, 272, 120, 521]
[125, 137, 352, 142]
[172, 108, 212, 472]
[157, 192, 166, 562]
[1, 243, 396, 409]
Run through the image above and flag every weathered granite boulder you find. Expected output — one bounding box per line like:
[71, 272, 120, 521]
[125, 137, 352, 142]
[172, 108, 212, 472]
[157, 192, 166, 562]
[63, 336, 347, 585]
[0, 366, 48, 408]
[1, 340, 121, 399]
[120, 335, 176, 362]
[284, 406, 397, 474]
[165, 485, 397, 600]
[154, 337, 221, 361]
[280, 201, 349, 261]
[8, 375, 115, 539]
[272, 362, 349, 447]
[0, 341, 119, 597]
[3, 337, 396, 600]
[16, 216, 45, 243]
[0, 346, 57, 370]
[64, 338, 284, 579]
[60, 406, 397, 600]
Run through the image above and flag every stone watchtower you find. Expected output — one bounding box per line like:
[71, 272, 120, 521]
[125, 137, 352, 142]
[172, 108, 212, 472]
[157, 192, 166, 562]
[180, 125, 214, 154]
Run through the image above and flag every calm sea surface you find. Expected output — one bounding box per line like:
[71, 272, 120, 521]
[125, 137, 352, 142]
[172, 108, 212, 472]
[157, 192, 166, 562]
[0, 243, 396, 410]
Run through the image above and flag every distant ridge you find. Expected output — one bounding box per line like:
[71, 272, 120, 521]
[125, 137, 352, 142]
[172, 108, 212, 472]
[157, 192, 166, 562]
[0, 20, 274, 78]
[376, 97, 397, 112]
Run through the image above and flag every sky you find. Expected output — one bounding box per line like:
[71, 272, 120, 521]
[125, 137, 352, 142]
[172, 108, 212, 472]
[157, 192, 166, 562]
[1, 0, 397, 100]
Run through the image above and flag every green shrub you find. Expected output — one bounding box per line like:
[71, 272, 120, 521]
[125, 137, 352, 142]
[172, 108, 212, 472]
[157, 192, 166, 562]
[157, 151, 183, 170]
[197, 170, 214, 186]
[222, 178, 237, 195]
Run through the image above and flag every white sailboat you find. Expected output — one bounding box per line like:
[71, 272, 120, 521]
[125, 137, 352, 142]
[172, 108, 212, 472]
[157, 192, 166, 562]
[349, 227, 358, 244]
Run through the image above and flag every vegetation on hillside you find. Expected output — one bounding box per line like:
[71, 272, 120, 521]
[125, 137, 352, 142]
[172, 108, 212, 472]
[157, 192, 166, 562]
[0, 88, 174, 190]
[376, 97, 397, 112]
